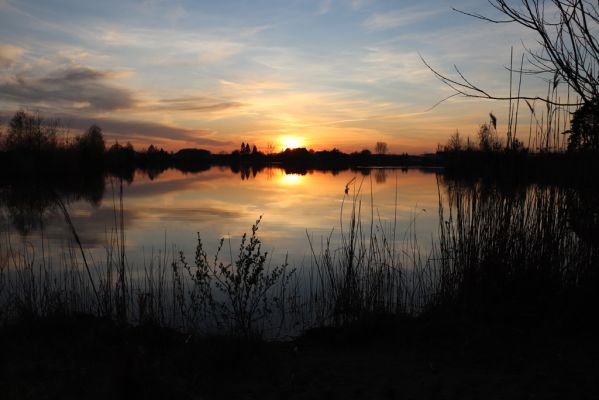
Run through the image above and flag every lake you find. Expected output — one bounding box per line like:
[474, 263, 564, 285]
[0, 166, 442, 271]
[2, 165, 597, 335]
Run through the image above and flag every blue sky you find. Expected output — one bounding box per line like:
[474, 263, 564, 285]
[0, 0, 546, 153]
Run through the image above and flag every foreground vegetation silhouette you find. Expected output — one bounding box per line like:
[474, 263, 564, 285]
[1, 166, 598, 398]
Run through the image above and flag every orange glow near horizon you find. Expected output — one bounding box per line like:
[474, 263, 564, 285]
[103, 110, 494, 155]
[279, 135, 305, 150]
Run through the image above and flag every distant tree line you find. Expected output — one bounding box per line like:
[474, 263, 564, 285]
[0, 111, 437, 182]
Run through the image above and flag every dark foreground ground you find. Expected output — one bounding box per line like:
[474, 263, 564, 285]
[2, 313, 598, 400]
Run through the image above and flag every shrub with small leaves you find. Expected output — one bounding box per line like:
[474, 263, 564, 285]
[174, 217, 293, 337]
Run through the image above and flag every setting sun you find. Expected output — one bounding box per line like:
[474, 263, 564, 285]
[279, 136, 304, 150]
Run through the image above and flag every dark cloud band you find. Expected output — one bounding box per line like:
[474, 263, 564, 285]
[0, 66, 135, 111]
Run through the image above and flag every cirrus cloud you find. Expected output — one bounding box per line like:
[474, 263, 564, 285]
[363, 8, 440, 30]
[0, 43, 24, 67]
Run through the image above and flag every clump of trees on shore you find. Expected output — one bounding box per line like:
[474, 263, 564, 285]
[0, 110, 149, 180]
[0, 110, 107, 176]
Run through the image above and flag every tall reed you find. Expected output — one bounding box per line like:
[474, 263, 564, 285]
[305, 175, 436, 327]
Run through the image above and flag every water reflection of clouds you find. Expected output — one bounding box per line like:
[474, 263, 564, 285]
[138, 207, 244, 222]
[118, 178, 197, 199]
[120, 169, 227, 199]
[46, 207, 139, 247]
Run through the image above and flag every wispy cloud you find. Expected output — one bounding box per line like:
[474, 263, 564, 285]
[363, 8, 439, 30]
[317, 0, 333, 15]
[0, 43, 24, 67]
[350, 0, 372, 10]
[219, 79, 289, 95]
[196, 41, 243, 65]
[361, 48, 434, 84]
[147, 97, 245, 113]
[140, 206, 244, 221]
[98, 27, 246, 66]
[136, 0, 188, 22]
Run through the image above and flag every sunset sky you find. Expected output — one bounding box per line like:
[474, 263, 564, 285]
[0, 0, 547, 153]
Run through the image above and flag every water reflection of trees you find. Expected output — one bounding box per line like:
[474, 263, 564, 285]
[229, 164, 262, 180]
[1, 186, 55, 236]
[364, 168, 410, 184]
[0, 173, 105, 236]
[374, 169, 387, 184]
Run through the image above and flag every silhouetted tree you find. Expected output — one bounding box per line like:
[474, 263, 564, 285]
[240, 142, 252, 155]
[3, 110, 59, 153]
[374, 141, 388, 155]
[76, 124, 105, 166]
[445, 130, 464, 152]
[569, 98, 599, 152]
[106, 141, 136, 181]
[478, 123, 503, 152]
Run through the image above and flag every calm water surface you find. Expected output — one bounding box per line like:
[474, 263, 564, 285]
[1, 167, 442, 269]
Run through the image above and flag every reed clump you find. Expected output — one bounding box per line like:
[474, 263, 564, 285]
[434, 177, 599, 328]
[305, 177, 436, 328]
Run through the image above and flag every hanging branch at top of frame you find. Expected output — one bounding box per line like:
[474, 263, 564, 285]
[423, 0, 599, 108]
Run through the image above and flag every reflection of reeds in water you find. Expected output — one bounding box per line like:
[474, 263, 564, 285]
[0, 179, 174, 327]
[435, 177, 598, 324]
[0, 225, 98, 319]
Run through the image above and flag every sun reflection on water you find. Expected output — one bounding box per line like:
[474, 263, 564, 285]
[278, 172, 304, 185]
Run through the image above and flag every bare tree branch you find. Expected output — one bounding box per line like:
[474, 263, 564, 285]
[427, 0, 599, 108]
[419, 54, 583, 107]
